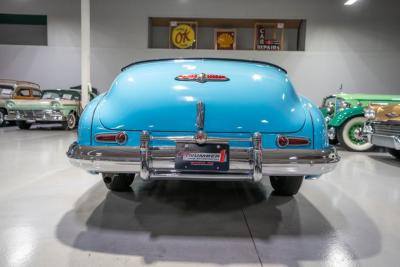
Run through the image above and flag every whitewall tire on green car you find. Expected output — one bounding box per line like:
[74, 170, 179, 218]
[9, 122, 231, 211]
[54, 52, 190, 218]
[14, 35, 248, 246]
[338, 116, 374, 152]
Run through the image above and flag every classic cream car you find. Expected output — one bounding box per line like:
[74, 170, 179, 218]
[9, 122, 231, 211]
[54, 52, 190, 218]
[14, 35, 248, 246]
[364, 104, 400, 159]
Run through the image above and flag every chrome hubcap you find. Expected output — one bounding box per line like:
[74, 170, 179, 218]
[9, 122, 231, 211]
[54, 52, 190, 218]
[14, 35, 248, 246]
[67, 114, 75, 128]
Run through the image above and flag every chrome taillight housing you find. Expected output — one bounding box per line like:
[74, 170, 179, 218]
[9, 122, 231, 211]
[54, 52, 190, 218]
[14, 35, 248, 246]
[277, 135, 310, 147]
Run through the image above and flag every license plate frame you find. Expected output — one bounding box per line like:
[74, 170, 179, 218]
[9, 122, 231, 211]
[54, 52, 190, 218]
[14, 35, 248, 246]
[175, 143, 229, 171]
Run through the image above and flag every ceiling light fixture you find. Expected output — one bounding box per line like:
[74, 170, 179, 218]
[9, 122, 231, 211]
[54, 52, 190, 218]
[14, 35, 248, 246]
[344, 0, 359, 5]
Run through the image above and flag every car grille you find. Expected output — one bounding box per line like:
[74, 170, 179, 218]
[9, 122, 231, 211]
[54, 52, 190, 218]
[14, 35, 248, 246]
[372, 122, 400, 136]
[19, 110, 45, 117]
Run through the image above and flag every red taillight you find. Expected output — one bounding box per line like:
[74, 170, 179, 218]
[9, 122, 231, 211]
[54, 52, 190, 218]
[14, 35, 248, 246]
[96, 132, 127, 144]
[277, 135, 289, 147]
[115, 132, 127, 144]
[277, 135, 310, 147]
[288, 137, 310, 146]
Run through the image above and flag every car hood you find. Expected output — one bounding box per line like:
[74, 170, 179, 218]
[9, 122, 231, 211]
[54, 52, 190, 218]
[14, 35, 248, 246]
[98, 59, 306, 133]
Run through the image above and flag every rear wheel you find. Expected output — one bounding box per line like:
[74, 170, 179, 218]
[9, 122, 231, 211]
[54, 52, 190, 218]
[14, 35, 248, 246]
[388, 149, 400, 160]
[0, 109, 6, 127]
[17, 121, 32, 130]
[269, 176, 304, 196]
[102, 173, 135, 192]
[338, 116, 374, 152]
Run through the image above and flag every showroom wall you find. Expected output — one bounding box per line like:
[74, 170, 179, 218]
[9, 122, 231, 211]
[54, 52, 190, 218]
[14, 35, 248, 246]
[0, 0, 399, 103]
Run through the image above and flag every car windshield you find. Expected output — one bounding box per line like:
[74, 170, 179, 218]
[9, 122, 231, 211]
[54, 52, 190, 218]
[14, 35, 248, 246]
[323, 97, 336, 107]
[42, 90, 81, 100]
[42, 92, 62, 99]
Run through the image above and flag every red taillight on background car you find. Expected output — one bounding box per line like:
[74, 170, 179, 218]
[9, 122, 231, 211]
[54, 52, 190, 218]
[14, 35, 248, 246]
[96, 132, 127, 145]
[277, 135, 310, 147]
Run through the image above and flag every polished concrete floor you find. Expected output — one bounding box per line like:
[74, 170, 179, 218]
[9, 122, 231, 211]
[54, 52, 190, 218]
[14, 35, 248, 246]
[0, 126, 399, 267]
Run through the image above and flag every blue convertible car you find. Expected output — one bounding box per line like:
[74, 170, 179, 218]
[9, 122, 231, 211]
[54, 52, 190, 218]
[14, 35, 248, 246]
[67, 58, 339, 195]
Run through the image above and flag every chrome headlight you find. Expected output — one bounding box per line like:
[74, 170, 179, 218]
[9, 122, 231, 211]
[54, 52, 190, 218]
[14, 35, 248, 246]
[6, 102, 15, 109]
[338, 100, 351, 111]
[364, 108, 376, 120]
[325, 116, 332, 124]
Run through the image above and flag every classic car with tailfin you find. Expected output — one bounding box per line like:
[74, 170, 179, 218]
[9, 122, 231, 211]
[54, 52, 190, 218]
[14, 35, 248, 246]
[67, 58, 339, 196]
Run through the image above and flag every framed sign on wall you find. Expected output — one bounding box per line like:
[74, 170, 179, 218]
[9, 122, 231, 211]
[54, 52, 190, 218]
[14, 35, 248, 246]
[214, 29, 236, 50]
[169, 21, 198, 49]
[254, 23, 285, 51]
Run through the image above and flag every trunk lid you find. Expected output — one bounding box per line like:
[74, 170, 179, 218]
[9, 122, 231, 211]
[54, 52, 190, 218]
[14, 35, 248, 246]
[98, 59, 306, 133]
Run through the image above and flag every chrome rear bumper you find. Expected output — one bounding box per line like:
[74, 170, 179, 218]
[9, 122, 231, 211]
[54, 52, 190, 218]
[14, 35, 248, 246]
[67, 132, 339, 181]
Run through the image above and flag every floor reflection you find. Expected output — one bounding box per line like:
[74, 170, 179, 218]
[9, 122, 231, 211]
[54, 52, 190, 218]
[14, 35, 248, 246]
[56, 178, 380, 266]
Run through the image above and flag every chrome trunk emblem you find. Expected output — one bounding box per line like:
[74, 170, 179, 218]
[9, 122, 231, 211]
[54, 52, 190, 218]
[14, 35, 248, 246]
[175, 73, 229, 83]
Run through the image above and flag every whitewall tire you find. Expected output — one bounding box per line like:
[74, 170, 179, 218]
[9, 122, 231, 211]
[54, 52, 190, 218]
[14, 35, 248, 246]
[338, 116, 374, 152]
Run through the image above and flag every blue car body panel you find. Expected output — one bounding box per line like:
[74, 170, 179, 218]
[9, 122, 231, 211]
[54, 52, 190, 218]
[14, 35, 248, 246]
[78, 58, 328, 150]
[98, 59, 306, 133]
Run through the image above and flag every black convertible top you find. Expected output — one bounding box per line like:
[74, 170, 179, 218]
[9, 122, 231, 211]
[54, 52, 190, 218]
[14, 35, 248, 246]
[121, 58, 287, 74]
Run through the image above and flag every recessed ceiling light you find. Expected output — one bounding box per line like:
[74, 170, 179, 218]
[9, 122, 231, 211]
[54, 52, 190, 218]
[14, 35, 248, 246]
[344, 0, 359, 5]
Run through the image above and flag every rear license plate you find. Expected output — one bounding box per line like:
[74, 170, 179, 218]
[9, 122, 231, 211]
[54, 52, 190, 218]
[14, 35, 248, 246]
[175, 143, 229, 171]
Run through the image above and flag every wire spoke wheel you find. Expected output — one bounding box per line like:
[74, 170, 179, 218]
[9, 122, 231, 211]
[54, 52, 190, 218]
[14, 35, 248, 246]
[338, 116, 374, 152]
[348, 122, 366, 145]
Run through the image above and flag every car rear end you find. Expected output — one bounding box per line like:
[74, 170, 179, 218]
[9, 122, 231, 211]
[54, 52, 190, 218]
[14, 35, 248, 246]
[67, 58, 339, 194]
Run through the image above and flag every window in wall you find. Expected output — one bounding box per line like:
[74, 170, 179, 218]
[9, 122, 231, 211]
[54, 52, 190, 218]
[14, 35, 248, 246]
[0, 13, 48, 46]
[149, 17, 306, 51]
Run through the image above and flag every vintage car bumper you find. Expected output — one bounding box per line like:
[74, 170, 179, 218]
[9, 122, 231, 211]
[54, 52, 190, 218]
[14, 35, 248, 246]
[365, 121, 400, 150]
[5, 110, 66, 122]
[66, 132, 339, 181]
[369, 134, 400, 150]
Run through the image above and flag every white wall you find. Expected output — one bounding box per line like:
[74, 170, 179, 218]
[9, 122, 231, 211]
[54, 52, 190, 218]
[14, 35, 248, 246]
[0, 0, 399, 103]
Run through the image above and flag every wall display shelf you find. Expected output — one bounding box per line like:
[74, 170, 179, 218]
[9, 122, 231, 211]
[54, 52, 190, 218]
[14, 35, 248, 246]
[149, 17, 306, 51]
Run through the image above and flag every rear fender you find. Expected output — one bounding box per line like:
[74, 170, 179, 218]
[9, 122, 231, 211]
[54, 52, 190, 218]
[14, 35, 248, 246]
[300, 96, 329, 150]
[78, 94, 105, 145]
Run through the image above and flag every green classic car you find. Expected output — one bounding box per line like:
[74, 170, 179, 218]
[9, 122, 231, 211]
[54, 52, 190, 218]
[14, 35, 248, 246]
[5, 89, 92, 130]
[320, 93, 400, 151]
